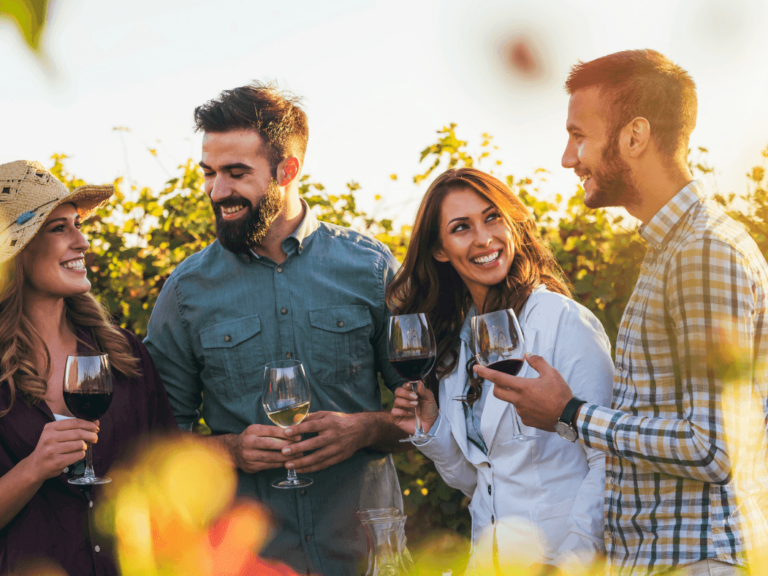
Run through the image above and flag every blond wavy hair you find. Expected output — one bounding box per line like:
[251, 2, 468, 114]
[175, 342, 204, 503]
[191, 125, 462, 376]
[0, 257, 140, 417]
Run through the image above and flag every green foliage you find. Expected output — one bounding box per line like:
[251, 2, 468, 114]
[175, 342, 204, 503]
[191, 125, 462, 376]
[49, 128, 768, 551]
[0, 0, 48, 51]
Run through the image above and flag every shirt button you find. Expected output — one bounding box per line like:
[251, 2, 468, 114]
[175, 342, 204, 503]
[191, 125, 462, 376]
[277, 266, 284, 273]
[224, 335, 231, 342]
[281, 307, 288, 315]
[491, 515, 495, 524]
[305, 535, 312, 542]
[63, 467, 69, 473]
[487, 486, 491, 496]
[94, 545, 101, 552]
[300, 489, 307, 496]
[337, 320, 344, 328]
[89, 501, 94, 508]
[286, 352, 292, 359]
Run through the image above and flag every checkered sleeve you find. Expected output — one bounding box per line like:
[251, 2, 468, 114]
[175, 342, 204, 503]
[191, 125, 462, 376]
[577, 237, 755, 485]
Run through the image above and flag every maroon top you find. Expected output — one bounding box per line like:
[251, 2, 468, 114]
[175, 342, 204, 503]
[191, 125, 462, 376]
[0, 328, 177, 576]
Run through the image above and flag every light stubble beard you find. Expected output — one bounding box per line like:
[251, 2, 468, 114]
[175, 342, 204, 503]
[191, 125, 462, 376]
[213, 179, 284, 254]
[583, 133, 641, 211]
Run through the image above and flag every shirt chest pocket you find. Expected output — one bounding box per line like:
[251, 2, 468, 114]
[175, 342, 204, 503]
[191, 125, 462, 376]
[200, 315, 265, 399]
[309, 305, 374, 384]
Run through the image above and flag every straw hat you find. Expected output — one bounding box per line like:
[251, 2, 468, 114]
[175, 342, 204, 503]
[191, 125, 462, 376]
[0, 160, 113, 263]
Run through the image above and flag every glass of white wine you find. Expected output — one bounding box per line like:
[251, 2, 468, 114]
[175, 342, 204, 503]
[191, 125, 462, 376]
[262, 359, 313, 489]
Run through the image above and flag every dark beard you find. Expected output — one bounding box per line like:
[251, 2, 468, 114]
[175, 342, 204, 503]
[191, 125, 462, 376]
[584, 133, 641, 210]
[213, 179, 283, 254]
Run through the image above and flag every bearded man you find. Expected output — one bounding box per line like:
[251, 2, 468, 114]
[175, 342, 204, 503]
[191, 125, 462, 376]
[144, 83, 406, 576]
[476, 50, 768, 575]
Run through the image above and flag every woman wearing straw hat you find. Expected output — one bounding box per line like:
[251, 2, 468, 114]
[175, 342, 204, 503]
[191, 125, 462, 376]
[0, 160, 177, 575]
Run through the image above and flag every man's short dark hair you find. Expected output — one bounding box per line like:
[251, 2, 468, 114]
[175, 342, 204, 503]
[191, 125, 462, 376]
[565, 49, 697, 159]
[194, 81, 309, 175]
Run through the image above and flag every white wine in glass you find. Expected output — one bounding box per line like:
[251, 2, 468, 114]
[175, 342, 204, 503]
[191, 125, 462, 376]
[262, 360, 313, 489]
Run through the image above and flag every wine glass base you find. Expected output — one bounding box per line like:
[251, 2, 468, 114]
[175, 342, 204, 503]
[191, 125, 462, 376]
[68, 476, 111, 485]
[272, 477, 313, 489]
[400, 434, 432, 447]
[508, 434, 539, 444]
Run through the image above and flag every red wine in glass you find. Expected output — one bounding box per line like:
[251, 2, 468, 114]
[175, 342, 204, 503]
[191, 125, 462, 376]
[486, 358, 524, 376]
[390, 356, 436, 382]
[471, 309, 539, 443]
[388, 313, 436, 445]
[64, 354, 114, 485]
[63, 391, 113, 421]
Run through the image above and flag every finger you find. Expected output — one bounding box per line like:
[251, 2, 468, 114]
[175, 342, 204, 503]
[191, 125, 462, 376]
[393, 397, 419, 410]
[52, 429, 99, 444]
[57, 439, 90, 454]
[243, 424, 292, 439]
[416, 381, 434, 399]
[402, 382, 413, 391]
[241, 449, 294, 464]
[523, 353, 551, 375]
[243, 435, 295, 451]
[390, 408, 414, 418]
[280, 435, 330, 456]
[287, 447, 341, 472]
[492, 385, 521, 405]
[394, 386, 417, 400]
[284, 418, 328, 437]
[301, 411, 328, 422]
[473, 365, 532, 391]
[50, 419, 99, 432]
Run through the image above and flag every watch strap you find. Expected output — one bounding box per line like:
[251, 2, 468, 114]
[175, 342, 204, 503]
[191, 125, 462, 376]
[559, 397, 586, 427]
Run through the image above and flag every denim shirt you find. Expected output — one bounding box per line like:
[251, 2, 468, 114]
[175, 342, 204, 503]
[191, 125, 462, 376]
[144, 203, 404, 576]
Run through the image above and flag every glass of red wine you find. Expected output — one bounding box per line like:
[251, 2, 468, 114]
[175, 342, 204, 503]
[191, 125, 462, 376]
[387, 313, 436, 445]
[471, 309, 539, 443]
[63, 354, 114, 485]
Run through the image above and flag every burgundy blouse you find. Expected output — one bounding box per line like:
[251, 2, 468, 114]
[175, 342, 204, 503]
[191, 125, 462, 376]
[0, 328, 177, 575]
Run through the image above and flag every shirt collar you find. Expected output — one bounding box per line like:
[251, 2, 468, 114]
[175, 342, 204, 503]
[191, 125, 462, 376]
[249, 199, 319, 260]
[638, 180, 704, 250]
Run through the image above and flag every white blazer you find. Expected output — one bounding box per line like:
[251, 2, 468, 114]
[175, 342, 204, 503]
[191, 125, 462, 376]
[418, 287, 614, 574]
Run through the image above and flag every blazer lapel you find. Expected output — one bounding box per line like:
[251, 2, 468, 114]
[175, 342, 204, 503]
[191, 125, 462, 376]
[440, 339, 472, 459]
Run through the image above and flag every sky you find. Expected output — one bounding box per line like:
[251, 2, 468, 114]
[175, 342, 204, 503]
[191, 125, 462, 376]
[2, 0, 768, 226]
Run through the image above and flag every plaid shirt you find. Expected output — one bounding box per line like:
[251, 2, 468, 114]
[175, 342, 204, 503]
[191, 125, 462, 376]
[576, 181, 768, 574]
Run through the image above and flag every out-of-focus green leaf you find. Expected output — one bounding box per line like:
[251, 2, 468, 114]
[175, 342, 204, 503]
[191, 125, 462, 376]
[0, 0, 48, 51]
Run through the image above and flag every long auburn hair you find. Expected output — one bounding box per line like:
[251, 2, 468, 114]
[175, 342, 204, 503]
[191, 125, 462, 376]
[386, 168, 571, 406]
[0, 256, 140, 417]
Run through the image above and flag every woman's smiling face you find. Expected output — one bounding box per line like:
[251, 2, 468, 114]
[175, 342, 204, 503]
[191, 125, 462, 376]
[21, 203, 91, 301]
[433, 187, 515, 308]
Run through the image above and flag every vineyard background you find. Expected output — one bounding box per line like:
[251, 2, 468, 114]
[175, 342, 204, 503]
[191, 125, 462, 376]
[51, 125, 768, 552]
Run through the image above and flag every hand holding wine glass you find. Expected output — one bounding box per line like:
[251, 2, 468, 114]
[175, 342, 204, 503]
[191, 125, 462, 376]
[262, 360, 313, 489]
[63, 354, 114, 485]
[471, 309, 539, 443]
[391, 381, 439, 436]
[388, 313, 436, 445]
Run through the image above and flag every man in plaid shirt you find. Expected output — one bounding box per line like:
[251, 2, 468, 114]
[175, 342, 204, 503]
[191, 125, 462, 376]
[476, 50, 768, 575]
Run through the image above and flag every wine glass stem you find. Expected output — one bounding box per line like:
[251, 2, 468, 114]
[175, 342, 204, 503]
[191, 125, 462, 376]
[84, 442, 96, 479]
[511, 405, 524, 437]
[412, 382, 425, 436]
[287, 468, 299, 482]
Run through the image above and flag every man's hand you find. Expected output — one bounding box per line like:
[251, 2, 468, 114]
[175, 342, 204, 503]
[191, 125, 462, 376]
[474, 353, 574, 432]
[226, 424, 302, 474]
[280, 411, 378, 474]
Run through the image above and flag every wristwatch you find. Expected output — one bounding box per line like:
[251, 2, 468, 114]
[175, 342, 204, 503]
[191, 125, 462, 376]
[555, 397, 586, 442]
